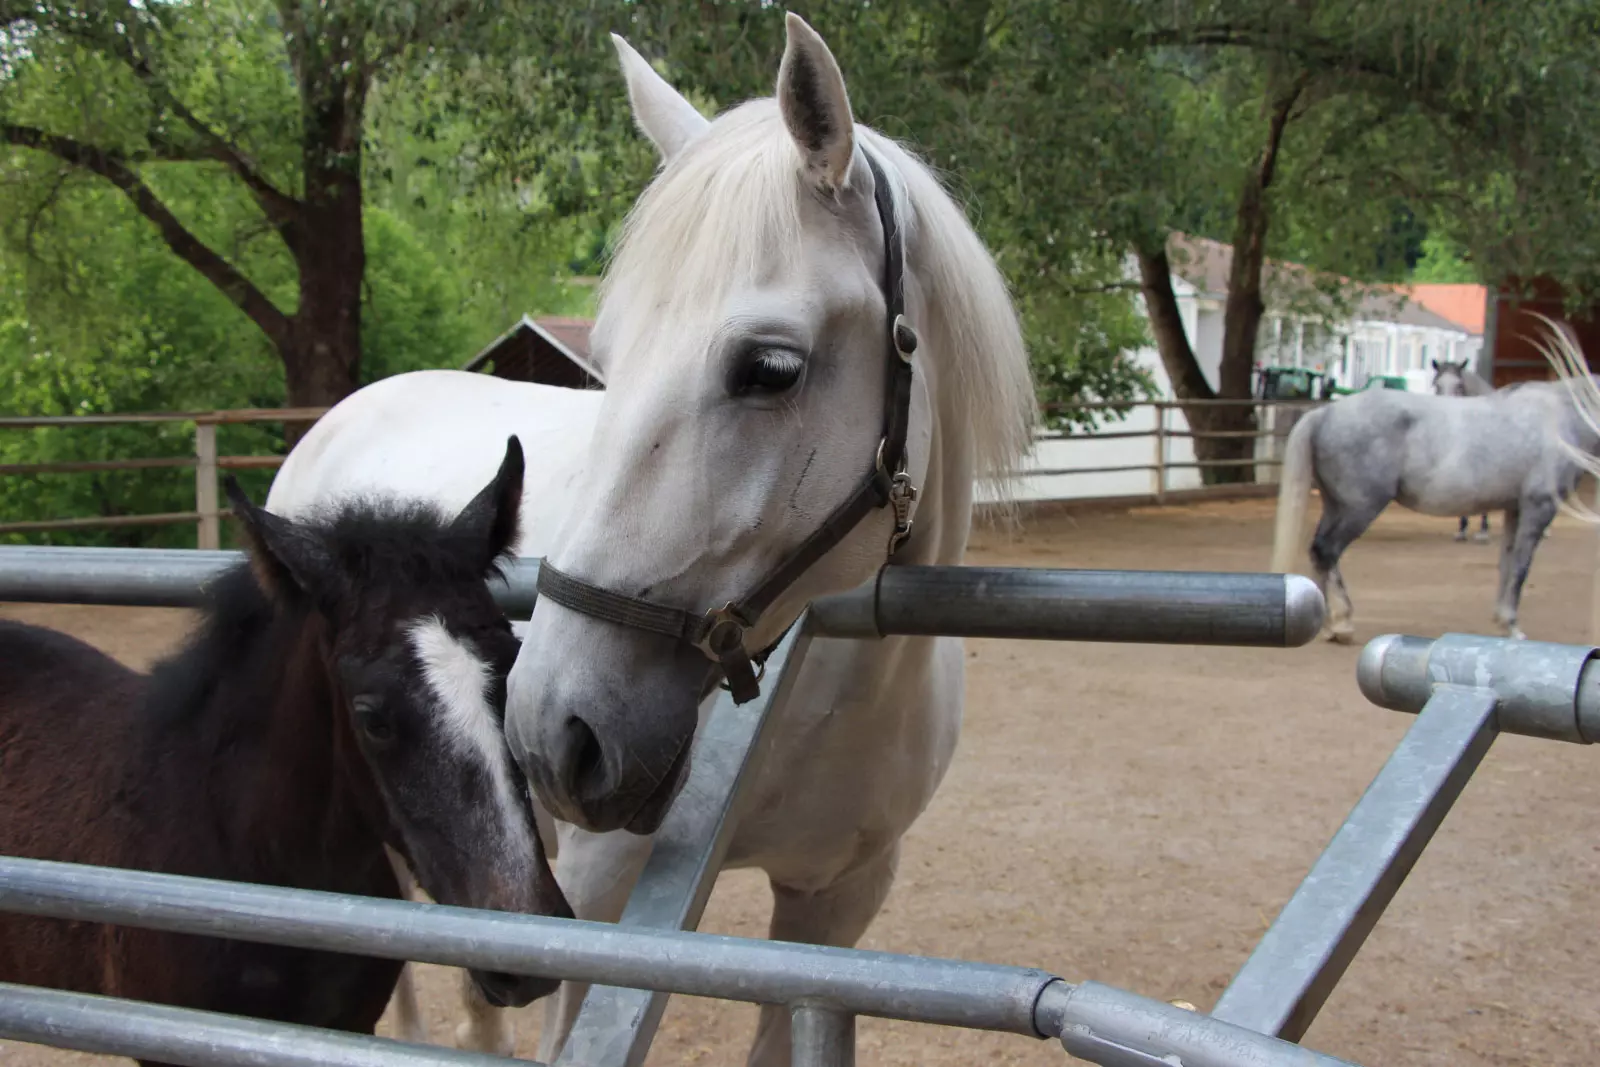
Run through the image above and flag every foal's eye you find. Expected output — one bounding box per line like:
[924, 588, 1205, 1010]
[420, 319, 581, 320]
[730, 348, 805, 396]
[352, 696, 395, 744]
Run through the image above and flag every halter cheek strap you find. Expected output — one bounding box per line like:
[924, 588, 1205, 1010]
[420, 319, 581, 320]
[534, 150, 919, 704]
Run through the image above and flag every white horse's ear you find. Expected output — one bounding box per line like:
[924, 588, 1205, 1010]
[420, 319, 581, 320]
[777, 12, 854, 195]
[611, 33, 710, 161]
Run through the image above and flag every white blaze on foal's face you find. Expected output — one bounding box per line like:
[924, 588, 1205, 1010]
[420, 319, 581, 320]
[408, 615, 536, 868]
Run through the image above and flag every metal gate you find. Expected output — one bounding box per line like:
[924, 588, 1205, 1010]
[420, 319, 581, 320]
[0, 545, 1590, 1066]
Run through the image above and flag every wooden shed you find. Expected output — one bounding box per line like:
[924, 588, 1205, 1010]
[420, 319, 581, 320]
[462, 315, 603, 389]
[1482, 277, 1600, 388]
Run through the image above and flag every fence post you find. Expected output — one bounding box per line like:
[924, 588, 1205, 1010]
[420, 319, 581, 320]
[1259, 401, 1273, 485]
[1151, 404, 1166, 501]
[194, 421, 219, 551]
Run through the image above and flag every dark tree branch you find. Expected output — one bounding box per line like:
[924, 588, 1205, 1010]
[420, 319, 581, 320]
[3, 122, 292, 347]
[152, 93, 302, 227]
[69, 17, 305, 234]
[1256, 73, 1309, 191]
[1132, 23, 1481, 130]
[22, 165, 73, 263]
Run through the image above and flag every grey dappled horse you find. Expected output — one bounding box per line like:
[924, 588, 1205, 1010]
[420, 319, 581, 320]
[1273, 345, 1600, 642]
[1430, 358, 1494, 542]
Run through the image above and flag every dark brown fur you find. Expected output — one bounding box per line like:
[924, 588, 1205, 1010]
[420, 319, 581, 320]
[0, 607, 402, 1045]
[0, 437, 566, 1062]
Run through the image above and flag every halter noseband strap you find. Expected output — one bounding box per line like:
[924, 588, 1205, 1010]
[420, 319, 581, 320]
[535, 150, 919, 704]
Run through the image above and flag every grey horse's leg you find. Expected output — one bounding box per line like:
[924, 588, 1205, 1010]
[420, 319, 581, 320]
[1456, 516, 1470, 542]
[1475, 513, 1491, 544]
[1496, 506, 1518, 621]
[1310, 500, 1383, 643]
[1496, 497, 1558, 639]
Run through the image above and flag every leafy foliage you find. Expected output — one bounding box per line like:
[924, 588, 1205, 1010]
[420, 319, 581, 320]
[2, 0, 1598, 532]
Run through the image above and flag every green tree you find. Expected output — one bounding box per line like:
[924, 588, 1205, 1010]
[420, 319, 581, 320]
[0, 0, 622, 422]
[989, 0, 1600, 481]
[1410, 233, 1475, 284]
[0, 150, 588, 543]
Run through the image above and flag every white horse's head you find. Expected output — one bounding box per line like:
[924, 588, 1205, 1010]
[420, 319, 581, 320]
[506, 13, 1034, 833]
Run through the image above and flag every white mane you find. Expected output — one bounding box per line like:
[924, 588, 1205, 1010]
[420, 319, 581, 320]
[597, 98, 1037, 491]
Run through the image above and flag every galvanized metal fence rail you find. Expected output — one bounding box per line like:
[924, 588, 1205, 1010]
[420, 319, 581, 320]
[0, 546, 1326, 648]
[0, 545, 1592, 1066]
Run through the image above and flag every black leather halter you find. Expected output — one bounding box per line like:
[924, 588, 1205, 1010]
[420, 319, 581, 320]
[534, 150, 919, 705]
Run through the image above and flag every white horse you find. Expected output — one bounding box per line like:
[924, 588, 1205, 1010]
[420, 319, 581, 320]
[266, 13, 1035, 1066]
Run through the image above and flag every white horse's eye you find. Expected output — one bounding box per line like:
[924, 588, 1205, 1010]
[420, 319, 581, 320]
[731, 349, 805, 396]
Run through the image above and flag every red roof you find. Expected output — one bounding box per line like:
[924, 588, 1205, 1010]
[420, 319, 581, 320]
[1402, 285, 1487, 334]
[532, 316, 594, 362]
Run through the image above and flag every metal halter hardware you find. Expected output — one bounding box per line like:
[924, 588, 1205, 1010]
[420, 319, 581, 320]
[534, 151, 919, 705]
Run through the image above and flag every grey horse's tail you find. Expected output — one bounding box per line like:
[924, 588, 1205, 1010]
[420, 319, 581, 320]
[1270, 407, 1324, 573]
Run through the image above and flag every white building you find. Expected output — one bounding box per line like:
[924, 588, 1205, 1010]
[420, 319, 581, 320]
[1161, 235, 1482, 392]
[1008, 235, 1485, 503]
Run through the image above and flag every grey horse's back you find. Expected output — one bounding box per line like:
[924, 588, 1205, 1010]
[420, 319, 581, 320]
[1311, 386, 1569, 517]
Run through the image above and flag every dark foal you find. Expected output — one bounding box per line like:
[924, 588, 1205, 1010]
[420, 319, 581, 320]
[0, 437, 569, 1060]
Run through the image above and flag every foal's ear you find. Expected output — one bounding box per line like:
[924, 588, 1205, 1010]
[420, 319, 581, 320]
[777, 12, 854, 195]
[224, 477, 341, 609]
[1431, 359, 1440, 371]
[449, 436, 525, 574]
[611, 33, 710, 162]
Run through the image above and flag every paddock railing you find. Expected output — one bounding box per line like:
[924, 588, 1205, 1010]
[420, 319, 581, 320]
[0, 408, 328, 546]
[0, 398, 1318, 544]
[1, 547, 1595, 1065]
[1020, 396, 1323, 505]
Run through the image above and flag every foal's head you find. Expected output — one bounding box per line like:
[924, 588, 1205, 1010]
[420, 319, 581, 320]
[227, 437, 567, 1007]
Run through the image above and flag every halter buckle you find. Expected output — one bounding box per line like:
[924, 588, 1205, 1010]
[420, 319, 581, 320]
[695, 603, 751, 660]
[698, 604, 763, 705]
[888, 469, 918, 554]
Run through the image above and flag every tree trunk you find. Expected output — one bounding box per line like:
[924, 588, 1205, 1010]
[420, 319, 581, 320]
[278, 65, 369, 445]
[1136, 243, 1244, 484]
[1137, 245, 1214, 402]
[279, 193, 364, 442]
[1209, 74, 1308, 485]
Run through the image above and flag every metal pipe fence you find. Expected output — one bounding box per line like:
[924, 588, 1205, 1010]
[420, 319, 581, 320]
[0, 855, 1356, 1067]
[2, 545, 1591, 1067]
[0, 399, 1315, 542]
[0, 983, 522, 1067]
[0, 547, 1327, 648]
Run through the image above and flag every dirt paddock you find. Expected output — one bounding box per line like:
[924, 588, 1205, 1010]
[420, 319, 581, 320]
[3, 497, 1598, 1067]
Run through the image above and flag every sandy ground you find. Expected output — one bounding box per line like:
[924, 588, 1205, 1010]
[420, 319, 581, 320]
[3, 497, 1599, 1067]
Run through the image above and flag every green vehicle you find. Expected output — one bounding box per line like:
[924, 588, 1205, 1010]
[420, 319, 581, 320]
[1256, 365, 1334, 401]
